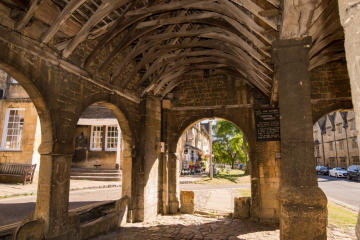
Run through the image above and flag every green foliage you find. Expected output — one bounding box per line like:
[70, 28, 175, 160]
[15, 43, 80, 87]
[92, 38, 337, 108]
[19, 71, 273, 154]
[212, 120, 248, 167]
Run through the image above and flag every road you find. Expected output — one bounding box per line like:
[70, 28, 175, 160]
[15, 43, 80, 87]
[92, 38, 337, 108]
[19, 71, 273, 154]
[317, 174, 360, 211]
[1, 176, 360, 227]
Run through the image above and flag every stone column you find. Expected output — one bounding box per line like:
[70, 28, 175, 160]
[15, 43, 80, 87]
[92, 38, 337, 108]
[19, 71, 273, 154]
[34, 144, 73, 238]
[250, 141, 281, 224]
[272, 37, 327, 239]
[338, 1, 360, 237]
[168, 152, 180, 214]
[136, 93, 161, 221]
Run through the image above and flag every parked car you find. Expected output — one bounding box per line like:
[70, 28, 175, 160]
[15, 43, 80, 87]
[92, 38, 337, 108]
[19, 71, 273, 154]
[347, 165, 360, 181]
[318, 167, 329, 175]
[329, 167, 348, 178]
[316, 166, 325, 174]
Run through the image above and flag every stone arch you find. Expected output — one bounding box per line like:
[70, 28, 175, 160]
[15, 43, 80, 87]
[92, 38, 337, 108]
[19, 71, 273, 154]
[170, 116, 253, 155]
[312, 102, 353, 125]
[0, 62, 54, 153]
[72, 93, 136, 202]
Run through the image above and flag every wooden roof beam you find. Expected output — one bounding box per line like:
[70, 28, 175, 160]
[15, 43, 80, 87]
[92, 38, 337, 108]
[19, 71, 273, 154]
[15, 0, 45, 31]
[63, 0, 133, 58]
[41, 0, 87, 43]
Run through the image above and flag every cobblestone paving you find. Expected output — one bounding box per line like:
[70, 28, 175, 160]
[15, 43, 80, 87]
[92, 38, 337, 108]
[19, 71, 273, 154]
[91, 214, 356, 240]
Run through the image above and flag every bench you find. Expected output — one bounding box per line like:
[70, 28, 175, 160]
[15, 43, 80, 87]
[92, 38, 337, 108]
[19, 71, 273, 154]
[94, 164, 101, 169]
[0, 163, 36, 185]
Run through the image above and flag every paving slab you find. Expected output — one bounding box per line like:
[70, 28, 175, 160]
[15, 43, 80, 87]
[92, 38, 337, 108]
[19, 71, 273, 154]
[0, 180, 121, 197]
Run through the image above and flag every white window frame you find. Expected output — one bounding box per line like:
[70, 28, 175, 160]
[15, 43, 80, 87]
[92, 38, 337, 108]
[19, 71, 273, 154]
[1, 108, 25, 151]
[105, 125, 118, 151]
[90, 125, 103, 151]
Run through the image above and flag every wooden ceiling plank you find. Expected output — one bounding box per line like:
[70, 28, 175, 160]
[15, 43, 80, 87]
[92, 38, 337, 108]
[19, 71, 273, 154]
[62, 0, 133, 58]
[309, 52, 345, 70]
[265, 0, 280, 8]
[228, 0, 277, 30]
[41, 0, 87, 43]
[309, 31, 344, 58]
[259, 9, 278, 17]
[15, 0, 45, 31]
[126, 1, 265, 34]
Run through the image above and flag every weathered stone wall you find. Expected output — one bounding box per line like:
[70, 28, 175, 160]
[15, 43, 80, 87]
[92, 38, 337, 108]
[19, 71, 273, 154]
[310, 59, 352, 123]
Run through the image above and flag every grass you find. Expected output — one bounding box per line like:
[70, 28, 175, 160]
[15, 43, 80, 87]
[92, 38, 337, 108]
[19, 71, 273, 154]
[328, 202, 358, 229]
[194, 169, 250, 185]
[236, 188, 251, 197]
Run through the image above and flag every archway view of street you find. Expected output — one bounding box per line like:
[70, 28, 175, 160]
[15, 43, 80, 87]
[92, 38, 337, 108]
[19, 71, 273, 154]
[1, 0, 360, 239]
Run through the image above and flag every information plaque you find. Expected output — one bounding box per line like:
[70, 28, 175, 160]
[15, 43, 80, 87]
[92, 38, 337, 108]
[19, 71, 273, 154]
[254, 108, 281, 141]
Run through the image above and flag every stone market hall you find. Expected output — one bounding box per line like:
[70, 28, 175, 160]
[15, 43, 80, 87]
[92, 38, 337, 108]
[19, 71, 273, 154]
[0, 0, 357, 239]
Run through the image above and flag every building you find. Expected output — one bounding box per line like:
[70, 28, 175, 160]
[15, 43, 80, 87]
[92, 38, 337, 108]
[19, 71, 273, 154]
[73, 104, 122, 170]
[314, 111, 358, 168]
[0, 70, 41, 182]
[177, 122, 211, 172]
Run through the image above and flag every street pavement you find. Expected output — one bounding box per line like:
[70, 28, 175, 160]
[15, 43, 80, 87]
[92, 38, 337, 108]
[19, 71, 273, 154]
[1, 175, 360, 227]
[318, 174, 360, 211]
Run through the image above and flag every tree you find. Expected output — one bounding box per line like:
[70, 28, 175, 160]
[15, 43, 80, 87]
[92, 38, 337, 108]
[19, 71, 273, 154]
[212, 120, 247, 168]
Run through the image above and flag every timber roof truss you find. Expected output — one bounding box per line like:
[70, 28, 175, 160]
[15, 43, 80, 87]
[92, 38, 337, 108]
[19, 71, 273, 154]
[1, 0, 345, 102]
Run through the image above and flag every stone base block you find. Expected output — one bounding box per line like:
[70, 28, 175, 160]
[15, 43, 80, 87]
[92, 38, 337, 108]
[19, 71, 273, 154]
[233, 197, 251, 219]
[279, 186, 327, 240]
[180, 191, 194, 214]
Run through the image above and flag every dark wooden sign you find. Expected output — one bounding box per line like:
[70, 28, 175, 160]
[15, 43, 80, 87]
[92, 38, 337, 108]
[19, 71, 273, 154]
[254, 108, 281, 141]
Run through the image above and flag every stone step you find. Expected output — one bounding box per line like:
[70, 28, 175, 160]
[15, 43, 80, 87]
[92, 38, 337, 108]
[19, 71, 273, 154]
[70, 176, 122, 181]
[70, 168, 120, 173]
[70, 172, 122, 177]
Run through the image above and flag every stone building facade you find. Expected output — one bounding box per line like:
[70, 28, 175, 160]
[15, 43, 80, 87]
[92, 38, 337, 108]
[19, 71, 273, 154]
[73, 104, 122, 170]
[0, 69, 41, 182]
[176, 122, 211, 172]
[314, 111, 358, 168]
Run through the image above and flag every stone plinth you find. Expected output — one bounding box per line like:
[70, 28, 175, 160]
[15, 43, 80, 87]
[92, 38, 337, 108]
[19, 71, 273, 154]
[234, 197, 250, 219]
[180, 191, 194, 214]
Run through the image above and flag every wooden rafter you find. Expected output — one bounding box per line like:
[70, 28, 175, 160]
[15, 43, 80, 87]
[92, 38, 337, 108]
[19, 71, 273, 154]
[15, 0, 45, 31]
[63, 0, 133, 58]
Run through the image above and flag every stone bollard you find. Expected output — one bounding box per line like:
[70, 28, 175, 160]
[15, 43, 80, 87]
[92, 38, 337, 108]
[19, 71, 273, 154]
[234, 197, 251, 219]
[180, 191, 195, 214]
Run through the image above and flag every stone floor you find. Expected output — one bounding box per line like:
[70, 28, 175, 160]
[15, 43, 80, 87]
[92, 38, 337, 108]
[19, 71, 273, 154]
[90, 214, 356, 240]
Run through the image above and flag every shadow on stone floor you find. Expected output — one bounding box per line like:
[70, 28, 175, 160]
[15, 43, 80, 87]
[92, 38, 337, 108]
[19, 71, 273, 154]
[0, 201, 102, 226]
[90, 214, 280, 240]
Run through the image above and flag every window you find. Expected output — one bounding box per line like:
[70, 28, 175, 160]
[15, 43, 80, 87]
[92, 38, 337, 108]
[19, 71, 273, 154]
[1, 108, 25, 150]
[350, 119, 356, 130]
[327, 127, 331, 136]
[105, 125, 118, 151]
[339, 140, 344, 150]
[353, 138, 358, 149]
[337, 124, 342, 134]
[90, 126, 103, 150]
[329, 142, 333, 151]
[340, 158, 346, 163]
[353, 157, 359, 163]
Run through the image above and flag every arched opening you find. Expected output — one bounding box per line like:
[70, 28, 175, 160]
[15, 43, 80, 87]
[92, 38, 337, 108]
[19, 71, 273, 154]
[0, 66, 53, 226]
[71, 101, 134, 204]
[174, 117, 252, 214]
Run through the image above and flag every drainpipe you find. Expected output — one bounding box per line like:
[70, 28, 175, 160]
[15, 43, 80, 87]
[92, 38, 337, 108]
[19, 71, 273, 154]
[344, 125, 351, 168]
[321, 133, 326, 166]
[333, 130, 338, 167]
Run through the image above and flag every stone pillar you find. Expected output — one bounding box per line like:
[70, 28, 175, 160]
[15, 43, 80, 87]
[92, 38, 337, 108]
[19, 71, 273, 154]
[250, 141, 281, 224]
[168, 152, 180, 214]
[34, 144, 73, 238]
[136, 93, 161, 221]
[338, 2, 360, 237]
[272, 37, 327, 239]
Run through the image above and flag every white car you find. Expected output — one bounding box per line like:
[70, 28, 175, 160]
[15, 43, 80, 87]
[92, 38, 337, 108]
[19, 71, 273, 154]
[329, 167, 348, 178]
